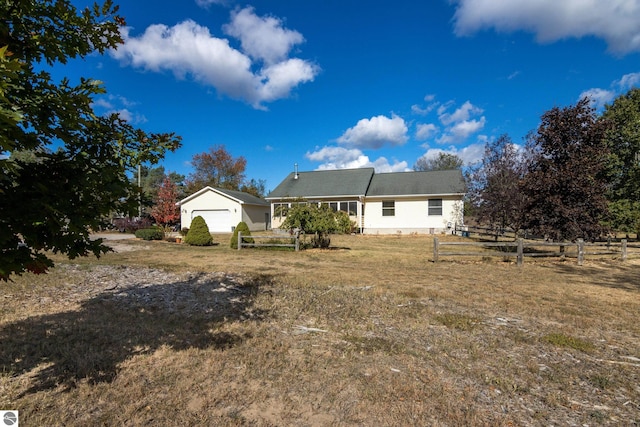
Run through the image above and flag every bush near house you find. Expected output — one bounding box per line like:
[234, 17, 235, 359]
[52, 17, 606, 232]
[134, 227, 164, 241]
[230, 222, 254, 249]
[184, 216, 214, 246]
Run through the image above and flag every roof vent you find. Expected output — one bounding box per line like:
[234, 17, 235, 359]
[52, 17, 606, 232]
[294, 163, 299, 180]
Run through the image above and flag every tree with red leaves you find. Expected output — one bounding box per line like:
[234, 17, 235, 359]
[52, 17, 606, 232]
[521, 98, 610, 241]
[151, 177, 181, 233]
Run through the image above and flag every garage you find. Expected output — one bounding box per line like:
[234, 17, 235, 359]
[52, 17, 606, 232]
[178, 187, 270, 232]
[192, 209, 231, 233]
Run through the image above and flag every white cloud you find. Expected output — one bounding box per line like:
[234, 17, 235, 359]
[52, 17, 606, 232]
[106, 108, 148, 124]
[579, 88, 616, 110]
[223, 7, 304, 65]
[432, 100, 486, 144]
[111, 9, 319, 109]
[618, 72, 640, 89]
[93, 94, 146, 124]
[195, 0, 227, 7]
[411, 94, 439, 115]
[438, 100, 483, 126]
[437, 117, 486, 144]
[418, 143, 485, 167]
[415, 123, 439, 140]
[579, 71, 640, 110]
[306, 146, 409, 172]
[452, 0, 640, 55]
[337, 114, 408, 149]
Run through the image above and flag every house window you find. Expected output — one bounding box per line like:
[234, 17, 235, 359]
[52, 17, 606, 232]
[382, 200, 395, 216]
[339, 201, 358, 216]
[329, 202, 338, 212]
[274, 203, 289, 218]
[428, 199, 442, 216]
[348, 201, 357, 216]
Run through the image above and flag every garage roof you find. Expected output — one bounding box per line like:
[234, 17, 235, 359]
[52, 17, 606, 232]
[178, 187, 269, 206]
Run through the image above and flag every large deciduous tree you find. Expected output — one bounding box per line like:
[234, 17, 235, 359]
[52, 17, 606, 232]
[186, 145, 246, 194]
[521, 98, 610, 241]
[414, 152, 464, 171]
[466, 134, 527, 236]
[0, 0, 181, 279]
[600, 88, 640, 234]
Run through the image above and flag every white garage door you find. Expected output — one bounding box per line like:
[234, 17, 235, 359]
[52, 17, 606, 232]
[192, 210, 232, 233]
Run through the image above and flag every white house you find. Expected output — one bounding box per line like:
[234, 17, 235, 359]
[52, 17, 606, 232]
[177, 187, 270, 233]
[266, 168, 465, 234]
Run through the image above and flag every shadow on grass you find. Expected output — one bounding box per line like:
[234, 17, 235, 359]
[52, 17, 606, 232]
[550, 262, 640, 292]
[0, 272, 272, 396]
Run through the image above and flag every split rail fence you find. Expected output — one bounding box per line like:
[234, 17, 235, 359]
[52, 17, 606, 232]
[433, 238, 637, 266]
[237, 231, 300, 251]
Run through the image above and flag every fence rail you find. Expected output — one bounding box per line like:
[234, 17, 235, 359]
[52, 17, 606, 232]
[433, 238, 636, 265]
[238, 231, 300, 251]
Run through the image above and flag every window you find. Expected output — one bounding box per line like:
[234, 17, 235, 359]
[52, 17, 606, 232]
[274, 203, 289, 218]
[428, 199, 442, 216]
[329, 202, 338, 212]
[382, 200, 395, 216]
[348, 201, 357, 216]
[339, 201, 358, 216]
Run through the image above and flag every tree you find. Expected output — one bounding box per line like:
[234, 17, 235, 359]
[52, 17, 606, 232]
[0, 0, 182, 279]
[150, 177, 181, 233]
[520, 99, 610, 241]
[414, 152, 464, 171]
[600, 88, 640, 234]
[240, 178, 267, 198]
[280, 202, 352, 248]
[183, 216, 213, 246]
[135, 166, 186, 214]
[230, 221, 253, 249]
[466, 134, 527, 236]
[186, 145, 246, 194]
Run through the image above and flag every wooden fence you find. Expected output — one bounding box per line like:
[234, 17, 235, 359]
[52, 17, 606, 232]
[238, 231, 300, 251]
[433, 238, 636, 265]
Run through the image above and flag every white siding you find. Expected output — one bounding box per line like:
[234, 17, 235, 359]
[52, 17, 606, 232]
[363, 196, 463, 234]
[179, 188, 270, 232]
[180, 190, 242, 232]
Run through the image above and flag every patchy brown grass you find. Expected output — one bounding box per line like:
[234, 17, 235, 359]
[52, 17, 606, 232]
[1, 233, 639, 426]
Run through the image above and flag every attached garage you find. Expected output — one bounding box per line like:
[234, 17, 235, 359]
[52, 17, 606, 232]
[178, 187, 270, 233]
[191, 209, 232, 233]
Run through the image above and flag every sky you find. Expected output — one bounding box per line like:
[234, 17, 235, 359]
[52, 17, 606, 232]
[62, 0, 640, 192]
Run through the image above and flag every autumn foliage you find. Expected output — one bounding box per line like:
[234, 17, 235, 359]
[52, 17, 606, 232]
[150, 177, 181, 232]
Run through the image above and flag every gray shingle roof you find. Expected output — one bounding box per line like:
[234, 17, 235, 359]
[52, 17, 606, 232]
[179, 187, 268, 206]
[216, 188, 269, 205]
[266, 168, 375, 199]
[366, 170, 466, 196]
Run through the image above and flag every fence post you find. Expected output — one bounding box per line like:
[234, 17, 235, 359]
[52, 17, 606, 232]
[295, 234, 300, 252]
[517, 238, 523, 266]
[237, 231, 242, 251]
[433, 237, 439, 262]
[622, 239, 628, 261]
[577, 239, 584, 266]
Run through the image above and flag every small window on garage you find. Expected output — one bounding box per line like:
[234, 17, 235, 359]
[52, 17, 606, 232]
[382, 200, 395, 216]
[428, 199, 442, 216]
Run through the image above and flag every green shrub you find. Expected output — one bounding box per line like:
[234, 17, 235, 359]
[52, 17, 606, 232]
[230, 221, 254, 249]
[184, 216, 214, 246]
[135, 227, 164, 241]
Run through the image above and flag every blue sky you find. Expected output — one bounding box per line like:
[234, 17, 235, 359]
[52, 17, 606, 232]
[64, 0, 640, 192]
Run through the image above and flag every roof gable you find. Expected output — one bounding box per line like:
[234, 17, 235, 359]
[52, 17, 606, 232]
[267, 168, 375, 199]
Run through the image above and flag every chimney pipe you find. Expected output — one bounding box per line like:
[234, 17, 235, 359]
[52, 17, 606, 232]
[294, 163, 299, 179]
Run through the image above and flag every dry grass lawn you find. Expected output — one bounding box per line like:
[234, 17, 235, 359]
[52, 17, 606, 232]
[1, 233, 639, 426]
